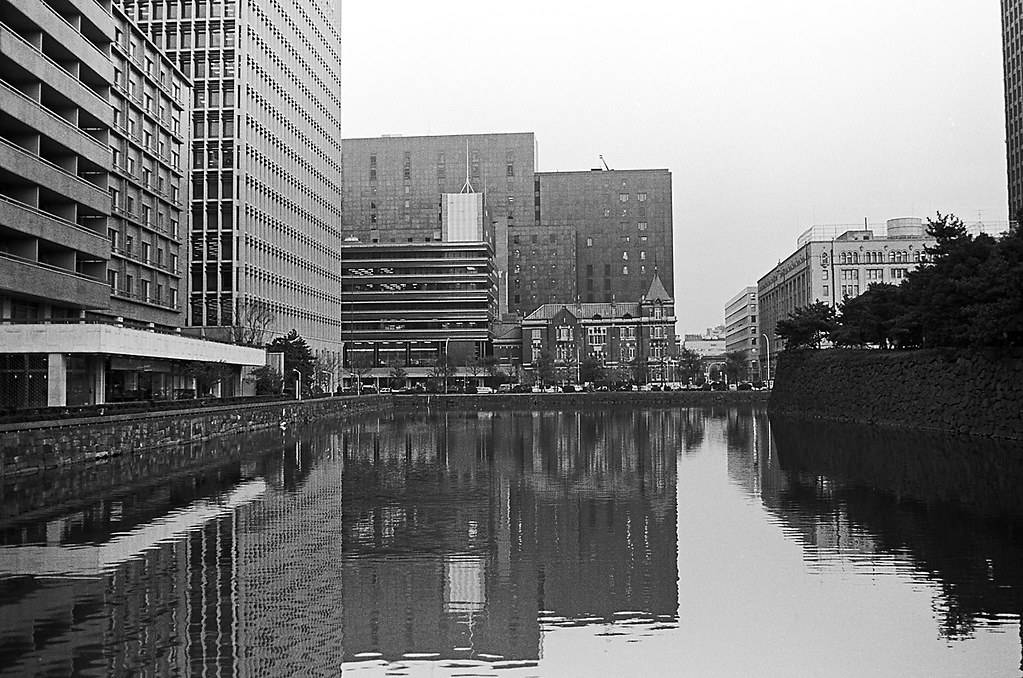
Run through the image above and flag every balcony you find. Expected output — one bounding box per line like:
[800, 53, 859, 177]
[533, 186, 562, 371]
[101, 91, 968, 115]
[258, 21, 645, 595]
[0, 137, 108, 213]
[0, 251, 109, 308]
[0, 194, 109, 259]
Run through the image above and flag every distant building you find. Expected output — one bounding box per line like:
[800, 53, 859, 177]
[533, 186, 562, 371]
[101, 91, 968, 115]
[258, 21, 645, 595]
[339, 241, 498, 388]
[724, 287, 759, 380]
[531, 169, 674, 312]
[340, 133, 673, 318]
[1003, 0, 1023, 218]
[520, 274, 676, 384]
[757, 217, 935, 374]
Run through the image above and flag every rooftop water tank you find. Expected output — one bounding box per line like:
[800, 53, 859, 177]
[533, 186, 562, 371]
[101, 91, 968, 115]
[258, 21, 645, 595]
[886, 217, 925, 238]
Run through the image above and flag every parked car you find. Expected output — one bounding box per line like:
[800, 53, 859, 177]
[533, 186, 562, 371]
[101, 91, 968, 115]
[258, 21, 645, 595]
[737, 382, 753, 391]
[476, 386, 495, 394]
[710, 382, 727, 391]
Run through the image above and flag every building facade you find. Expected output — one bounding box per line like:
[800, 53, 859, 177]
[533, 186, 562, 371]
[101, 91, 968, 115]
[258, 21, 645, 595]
[339, 241, 498, 387]
[340, 134, 674, 319]
[0, 0, 262, 409]
[1004, 0, 1023, 219]
[724, 286, 759, 379]
[119, 0, 344, 357]
[757, 217, 935, 374]
[341, 133, 536, 318]
[532, 169, 673, 311]
[521, 274, 676, 385]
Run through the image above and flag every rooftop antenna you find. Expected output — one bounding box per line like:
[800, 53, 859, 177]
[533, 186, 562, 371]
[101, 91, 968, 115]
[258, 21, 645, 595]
[461, 140, 475, 194]
[599, 154, 611, 171]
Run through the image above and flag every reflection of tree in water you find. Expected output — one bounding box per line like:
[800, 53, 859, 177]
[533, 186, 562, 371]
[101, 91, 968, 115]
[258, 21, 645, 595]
[769, 415, 1023, 652]
[681, 408, 707, 452]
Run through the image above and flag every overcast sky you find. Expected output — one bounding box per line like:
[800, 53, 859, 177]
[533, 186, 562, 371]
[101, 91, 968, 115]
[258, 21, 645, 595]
[340, 0, 1007, 333]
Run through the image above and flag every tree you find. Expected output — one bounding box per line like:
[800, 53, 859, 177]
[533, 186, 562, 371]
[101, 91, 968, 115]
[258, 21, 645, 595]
[388, 365, 407, 390]
[250, 365, 284, 395]
[185, 361, 233, 397]
[430, 353, 457, 392]
[534, 349, 555, 388]
[628, 357, 648, 385]
[893, 212, 1022, 348]
[348, 352, 374, 393]
[775, 301, 837, 349]
[267, 330, 316, 395]
[723, 350, 748, 383]
[579, 355, 605, 385]
[675, 348, 703, 385]
[313, 352, 341, 394]
[831, 283, 907, 348]
[229, 299, 275, 347]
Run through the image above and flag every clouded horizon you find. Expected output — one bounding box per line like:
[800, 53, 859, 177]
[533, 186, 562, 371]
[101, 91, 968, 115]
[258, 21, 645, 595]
[340, 0, 1007, 332]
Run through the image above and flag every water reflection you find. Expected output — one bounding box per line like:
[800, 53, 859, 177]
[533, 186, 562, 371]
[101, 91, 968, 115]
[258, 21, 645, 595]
[0, 407, 1020, 676]
[766, 416, 1023, 656]
[0, 427, 343, 677]
[339, 410, 680, 664]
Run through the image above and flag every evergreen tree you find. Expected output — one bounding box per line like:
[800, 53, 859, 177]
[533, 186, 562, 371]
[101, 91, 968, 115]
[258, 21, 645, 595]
[267, 330, 316, 395]
[775, 301, 837, 349]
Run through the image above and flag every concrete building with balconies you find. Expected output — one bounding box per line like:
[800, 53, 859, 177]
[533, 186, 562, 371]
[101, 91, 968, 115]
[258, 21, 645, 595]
[0, 0, 263, 409]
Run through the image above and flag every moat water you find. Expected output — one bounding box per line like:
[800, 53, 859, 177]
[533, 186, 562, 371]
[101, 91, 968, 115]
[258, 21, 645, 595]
[1, 405, 1022, 677]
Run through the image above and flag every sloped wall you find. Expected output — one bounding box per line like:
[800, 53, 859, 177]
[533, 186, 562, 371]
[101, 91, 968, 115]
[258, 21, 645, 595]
[768, 348, 1023, 439]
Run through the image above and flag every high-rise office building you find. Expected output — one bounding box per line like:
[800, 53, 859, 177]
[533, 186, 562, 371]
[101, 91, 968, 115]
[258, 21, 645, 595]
[1, 0, 262, 408]
[119, 0, 344, 356]
[341, 134, 674, 318]
[1003, 0, 1023, 218]
[533, 168, 673, 309]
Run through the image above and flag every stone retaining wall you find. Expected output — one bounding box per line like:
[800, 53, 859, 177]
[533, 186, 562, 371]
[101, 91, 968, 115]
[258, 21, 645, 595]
[768, 348, 1023, 439]
[0, 395, 383, 478]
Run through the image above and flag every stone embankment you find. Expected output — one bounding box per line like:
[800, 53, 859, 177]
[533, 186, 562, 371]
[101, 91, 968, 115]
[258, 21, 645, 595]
[0, 390, 767, 478]
[769, 348, 1023, 439]
[0, 396, 382, 478]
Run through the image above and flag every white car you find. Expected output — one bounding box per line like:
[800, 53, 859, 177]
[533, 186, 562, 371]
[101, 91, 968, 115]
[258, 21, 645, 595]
[476, 386, 495, 394]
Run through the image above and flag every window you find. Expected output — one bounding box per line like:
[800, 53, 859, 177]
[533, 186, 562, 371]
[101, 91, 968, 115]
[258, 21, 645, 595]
[638, 222, 648, 231]
[556, 326, 572, 342]
[586, 238, 593, 247]
[823, 284, 830, 296]
[619, 193, 629, 203]
[637, 192, 648, 202]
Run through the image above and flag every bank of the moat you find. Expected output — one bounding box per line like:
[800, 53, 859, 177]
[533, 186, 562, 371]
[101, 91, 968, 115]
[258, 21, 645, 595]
[769, 348, 1023, 440]
[0, 390, 768, 479]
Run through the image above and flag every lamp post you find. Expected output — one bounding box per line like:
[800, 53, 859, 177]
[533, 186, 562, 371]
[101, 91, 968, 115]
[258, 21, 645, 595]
[293, 369, 302, 401]
[761, 333, 771, 383]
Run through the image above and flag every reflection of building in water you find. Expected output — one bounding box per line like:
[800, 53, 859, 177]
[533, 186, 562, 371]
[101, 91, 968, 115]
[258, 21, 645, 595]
[341, 410, 679, 662]
[0, 429, 343, 677]
[233, 440, 344, 678]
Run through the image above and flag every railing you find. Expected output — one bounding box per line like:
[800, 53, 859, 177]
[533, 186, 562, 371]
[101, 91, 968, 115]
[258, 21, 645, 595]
[0, 136, 106, 197]
[0, 20, 110, 109]
[0, 193, 107, 241]
[0, 249, 105, 284]
[0, 315, 263, 349]
[0, 79, 108, 154]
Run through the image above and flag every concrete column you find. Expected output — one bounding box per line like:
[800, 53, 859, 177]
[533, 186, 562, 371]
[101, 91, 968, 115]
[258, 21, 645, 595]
[47, 353, 67, 407]
[89, 357, 106, 405]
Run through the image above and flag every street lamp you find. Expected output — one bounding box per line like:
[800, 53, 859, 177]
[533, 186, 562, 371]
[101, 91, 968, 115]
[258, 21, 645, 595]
[761, 333, 771, 383]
